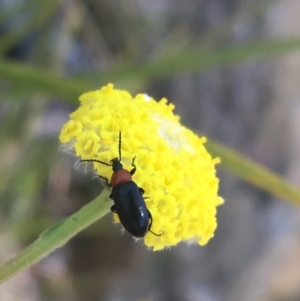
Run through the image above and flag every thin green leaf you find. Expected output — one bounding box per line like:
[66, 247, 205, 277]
[1, 38, 300, 102]
[205, 139, 300, 205]
[0, 59, 91, 102]
[75, 38, 300, 83]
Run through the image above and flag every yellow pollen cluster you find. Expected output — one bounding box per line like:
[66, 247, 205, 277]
[59, 83, 224, 251]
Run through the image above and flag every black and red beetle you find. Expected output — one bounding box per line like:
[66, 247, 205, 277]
[81, 132, 161, 238]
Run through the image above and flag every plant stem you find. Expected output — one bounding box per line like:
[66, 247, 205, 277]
[0, 188, 111, 284]
[206, 139, 300, 205]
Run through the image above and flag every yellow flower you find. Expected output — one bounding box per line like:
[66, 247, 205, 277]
[59, 83, 224, 251]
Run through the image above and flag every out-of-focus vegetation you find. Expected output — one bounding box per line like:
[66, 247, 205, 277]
[1, 0, 300, 300]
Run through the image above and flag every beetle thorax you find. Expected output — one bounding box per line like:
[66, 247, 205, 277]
[111, 169, 132, 187]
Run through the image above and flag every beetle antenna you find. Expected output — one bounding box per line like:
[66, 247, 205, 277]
[81, 159, 112, 167]
[118, 131, 122, 162]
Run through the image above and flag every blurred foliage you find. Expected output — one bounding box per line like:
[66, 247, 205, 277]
[1, 0, 300, 299]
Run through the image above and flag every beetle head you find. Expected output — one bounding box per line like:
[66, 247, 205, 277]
[110, 157, 123, 172]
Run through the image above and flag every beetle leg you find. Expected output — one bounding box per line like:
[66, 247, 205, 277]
[148, 210, 153, 228]
[99, 175, 112, 187]
[139, 187, 145, 195]
[147, 210, 163, 236]
[129, 156, 137, 175]
[110, 205, 117, 213]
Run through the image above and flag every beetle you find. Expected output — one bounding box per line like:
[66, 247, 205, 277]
[81, 131, 161, 238]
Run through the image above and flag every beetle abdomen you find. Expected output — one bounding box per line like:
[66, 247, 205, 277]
[111, 181, 150, 237]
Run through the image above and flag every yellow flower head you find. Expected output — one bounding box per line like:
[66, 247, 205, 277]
[59, 83, 224, 251]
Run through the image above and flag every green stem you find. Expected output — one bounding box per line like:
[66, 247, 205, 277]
[2, 39, 300, 103]
[0, 188, 111, 284]
[0, 59, 91, 103]
[206, 139, 300, 205]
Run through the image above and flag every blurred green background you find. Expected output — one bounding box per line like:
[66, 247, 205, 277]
[1, 0, 300, 300]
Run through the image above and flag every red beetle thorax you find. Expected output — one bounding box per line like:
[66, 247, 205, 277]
[111, 169, 132, 187]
